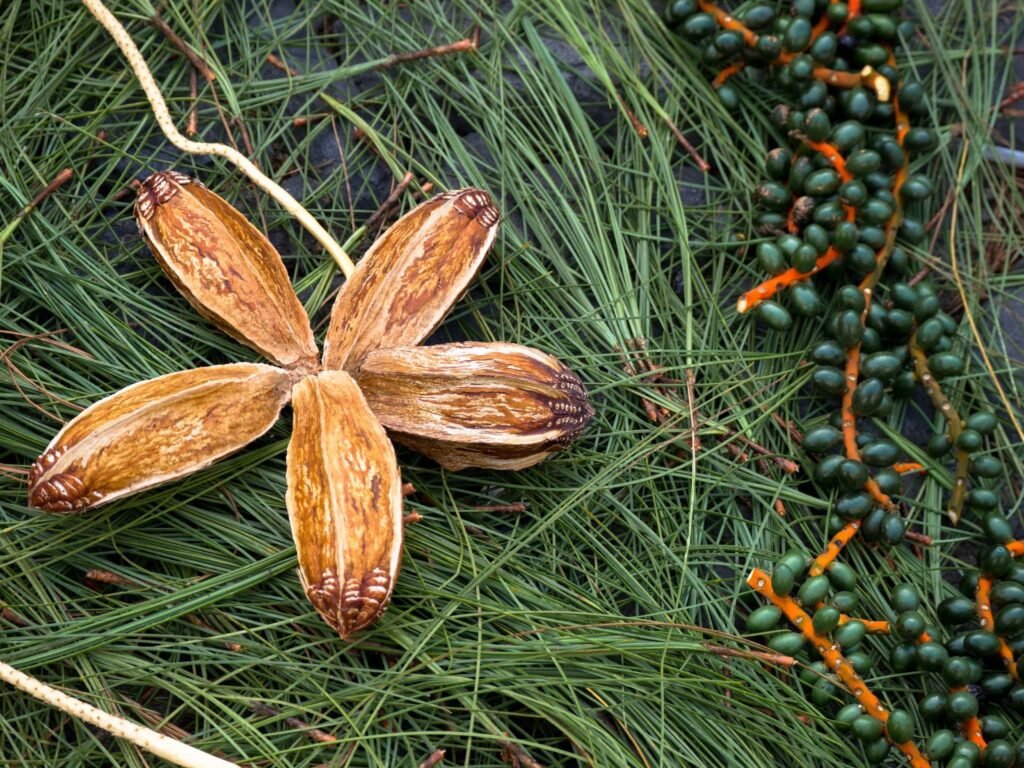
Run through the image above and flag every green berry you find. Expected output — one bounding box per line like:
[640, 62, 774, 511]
[957, 428, 983, 452]
[779, 550, 809, 577]
[804, 168, 841, 196]
[860, 440, 899, 466]
[919, 693, 947, 721]
[890, 642, 916, 671]
[833, 619, 865, 650]
[852, 378, 885, 416]
[812, 341, 846, 367]
[756, 300, 792, 331]
[832, 590, 857, 612]
[915, 641, 948, 671]
[969, 455, 1003, 478]
[803, 426, 842, 453]
[768, 631, 806, 655]
[937, 596, 976, 626]
[965, 411, 997, 434]
[851, 714, 883, 741]
[885, 709, 913, 744]
[798, 575, 830, 605]
[891, 584, 920, 612]
[831, 120, 864, 151]
[964, 630, 1000, 657]
[812, 366, 846, 395]
[981, 740, 1015, 768]
[746, 605, 783, 633]
[827, 562, 857, 591]
[765, 148, 793, 181]
[895, 610, 925, 639]
[946, 690, 979, 721]
[756, 181, 792, 210]
[846, 148, 882, 177]
[836, 459, 869, 490]
[771, 564, 795, 596]
[942, 656, 973, 686]
[682, 12, 717, 39]
[812, 606, 840, 633]
[925, 729, 955, 760]
[981, 546, 1012, 577]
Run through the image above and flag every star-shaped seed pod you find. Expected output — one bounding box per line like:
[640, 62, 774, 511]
[27, 172, 593, 638]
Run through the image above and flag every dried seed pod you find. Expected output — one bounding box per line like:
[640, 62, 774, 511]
[135, 171, 318, 372]
[322, 188, 500, 371]
[355, 342, 593, 471]
[287, 371, 403, 638]
[28, 364, 292, 513]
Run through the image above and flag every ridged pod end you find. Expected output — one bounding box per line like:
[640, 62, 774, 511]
[443, 188, 500, 229]
[549, 367, 594, 445]
[28, 469, 100, 513]
[134, 170, 200, 223]
[306, 567, 393, 639]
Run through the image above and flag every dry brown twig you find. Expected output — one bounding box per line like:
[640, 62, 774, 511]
[362, 171, 416, 234]
[376, 32, 478, 69]
[266, 52, 299, 77]
[248, 701, 337, 744]
[417, 749, 446, 768]
[501, 734, 545, 768]
[151, 13, 216, 82]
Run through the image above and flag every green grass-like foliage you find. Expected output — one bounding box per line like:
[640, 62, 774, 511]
[0, 1, 1021, 765]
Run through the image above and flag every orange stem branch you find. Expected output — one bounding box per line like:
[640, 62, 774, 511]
[840, 302, 896, 510]
[737, 247, 842, 313]
[713, 61, 745, 88]
[809, 521, 860, 577]
[697, 1, 757, 46]
[804, 141, 852, 182]
[892, 462, 924, 474]
[977, 576, 1019, 680]
[748, 569, 930, 768]
[838, 615, 890, 634]
[950, 685, 987, 750]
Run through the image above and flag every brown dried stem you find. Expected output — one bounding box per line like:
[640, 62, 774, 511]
[151, 13, 216, 82]
[187, 68, 199, 136]
[375, 34, 478, 69]
[659, 113, 710, 172]
[2, 168, 74, 249]
[418, 749, 446, 768]
[362, 171, 416, 233]
[248, 701, 337, 743]
[909, 336, 969, 523]
[265, 52, 299, 77]
[501, 734, 545, 768]
[702, 643, 796, 667]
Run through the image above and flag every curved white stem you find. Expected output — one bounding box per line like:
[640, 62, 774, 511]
[81, 0, 355, 278]
[0, 659, 236, 768]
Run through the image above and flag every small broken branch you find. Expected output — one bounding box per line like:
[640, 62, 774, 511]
[151, 14, 216, 82]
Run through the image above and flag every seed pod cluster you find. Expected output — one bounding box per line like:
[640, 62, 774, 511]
[666, 1, 1020, 765]
[28, 174, 593, 640]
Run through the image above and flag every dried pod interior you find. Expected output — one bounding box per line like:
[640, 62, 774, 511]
[357, 342, 594, 470]
[322, 188, 500, 371]
[135, 171, 319, 373]
[286, 371, 404, 638]
[30, 180, 591, 640]
[29, 364, 292, 513]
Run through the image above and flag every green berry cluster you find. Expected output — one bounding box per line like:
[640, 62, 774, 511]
[664, 0, 1020, 765]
